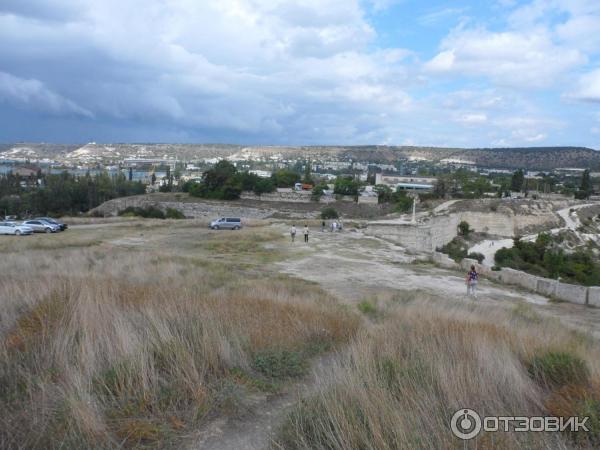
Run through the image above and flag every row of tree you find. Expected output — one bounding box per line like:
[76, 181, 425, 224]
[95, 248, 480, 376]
[0, 171, 145, 217]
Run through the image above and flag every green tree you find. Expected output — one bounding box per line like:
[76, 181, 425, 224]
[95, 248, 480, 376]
[393, 191, 413, 213]
[575, 169, 592, 199]
[334, 176, 361, 196]
[203, 160, 237, 192]
[302, 161, 314, 184]
[374, 184, 393, 203]
[253, 178, 275, 196]
[458, 221, 471, 236]
[271, 169, 300, 188]
[311, 182, 328, 201]
[433, 176, 447, 198]
[511, 169, 525, 192]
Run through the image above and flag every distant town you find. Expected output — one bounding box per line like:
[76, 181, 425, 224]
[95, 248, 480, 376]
[0, 143, 598, 217]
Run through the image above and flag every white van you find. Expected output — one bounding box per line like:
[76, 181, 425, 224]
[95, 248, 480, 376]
[209, 217, 242, 230]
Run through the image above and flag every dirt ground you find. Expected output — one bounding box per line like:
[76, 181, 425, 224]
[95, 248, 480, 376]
[274, 225, 600, 338]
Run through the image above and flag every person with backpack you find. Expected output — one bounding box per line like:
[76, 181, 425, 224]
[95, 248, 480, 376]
[290, 224, 296, 243]
[303, 224, 309, 243]
[466, 265, 478, 298]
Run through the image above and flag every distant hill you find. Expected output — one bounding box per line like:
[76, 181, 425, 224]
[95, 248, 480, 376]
[0, 143, 598, 170]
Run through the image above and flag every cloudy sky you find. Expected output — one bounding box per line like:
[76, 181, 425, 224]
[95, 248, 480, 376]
[0, 0, 599, 147]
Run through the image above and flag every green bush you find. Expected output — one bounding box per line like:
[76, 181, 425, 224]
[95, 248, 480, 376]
[494, 234, 600, 286]
[357, 300, 377, 316]
[467, 252, 485, 264]
[439, 237, 469, 262]
[252, 349, 307, 379]
[165, 208, 184, 219]
[321, 207, 339, 219]
[393, 191, 413, 213]
[118, 206, 166, 219]
[528, 350, 589, 388]
[458, 220, 471, 236]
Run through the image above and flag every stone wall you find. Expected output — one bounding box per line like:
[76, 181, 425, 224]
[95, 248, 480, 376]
[365, 223, 433, 252]
[588, 287, 600, 308]
[432, 251, 460, 269]
[555, 283, 588, 305]
[92, 196, 274, 219]
[431, 251, 596, 307]
[367, 204, 560, 254]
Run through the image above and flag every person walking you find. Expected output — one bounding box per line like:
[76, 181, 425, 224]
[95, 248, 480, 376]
[303, 224, 309, 243]
[466, 265, 479, 298]
[290, 224, 296, 243]
[321, 220, 326, 232]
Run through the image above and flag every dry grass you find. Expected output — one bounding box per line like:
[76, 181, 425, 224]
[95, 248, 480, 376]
[275, 297, 600, 449]
[0, 224, 358, 449]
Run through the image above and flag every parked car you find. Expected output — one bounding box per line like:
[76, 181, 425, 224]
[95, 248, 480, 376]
[0, 221, 33, 236]
[22, 219, 61, 233]
[209, 217, 242, 230]
[35, 217, 68, 231]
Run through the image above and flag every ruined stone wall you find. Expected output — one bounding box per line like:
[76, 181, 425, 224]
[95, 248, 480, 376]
[431, 252, 595, 307]
[92, 196, 274, 219]
[365, 223, 433, 252]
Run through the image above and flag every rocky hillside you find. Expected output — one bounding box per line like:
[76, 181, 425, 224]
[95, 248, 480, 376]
[1, 142, 598, 170]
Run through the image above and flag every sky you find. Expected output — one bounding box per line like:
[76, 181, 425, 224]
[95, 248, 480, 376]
[0, 0, 599, 148]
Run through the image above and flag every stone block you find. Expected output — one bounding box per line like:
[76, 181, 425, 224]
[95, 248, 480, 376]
[588, 287, 600, 308]
[498, 268, 539, 291]
[536, 279, 556, 297]
[555, 282, 588, 305]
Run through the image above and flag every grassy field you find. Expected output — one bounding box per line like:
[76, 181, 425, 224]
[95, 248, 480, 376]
[0, 221, 358, 448]
[1, 219, 599, 449]
[275, 297, 600, 449]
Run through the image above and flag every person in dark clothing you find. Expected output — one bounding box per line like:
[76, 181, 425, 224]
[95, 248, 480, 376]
[466, 265, 478, 298]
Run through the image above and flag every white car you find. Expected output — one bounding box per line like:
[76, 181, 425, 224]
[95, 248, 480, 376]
[0, 221, 33, 236]
[21, 219, 60, 233]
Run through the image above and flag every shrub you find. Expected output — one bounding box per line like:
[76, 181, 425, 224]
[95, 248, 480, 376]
[393, 191, 413, 213]
[321, 207, 339, 219]
[439, 237, 468, 262]
[528, 350, 590, 388]
[357, 300, 377, 316]
[252, 349, 307, 379]
[165, 208, 185, 219]
[467, 252, 485, 264]
[458, 220, 471, 236]
[118, 206, 166, 219]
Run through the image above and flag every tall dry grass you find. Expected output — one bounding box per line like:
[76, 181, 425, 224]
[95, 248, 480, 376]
[0, 247, 358, 449]
[275, 298, 600, 449]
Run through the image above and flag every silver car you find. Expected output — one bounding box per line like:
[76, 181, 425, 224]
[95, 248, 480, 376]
[0, 221, 33, 236]
[209, 217, 242, 230]
[22, 219, 61, 233]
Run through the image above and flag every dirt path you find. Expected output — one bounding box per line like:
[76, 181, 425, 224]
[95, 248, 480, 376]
[276, 226, 600, 339]
[187, 353, 336, 450]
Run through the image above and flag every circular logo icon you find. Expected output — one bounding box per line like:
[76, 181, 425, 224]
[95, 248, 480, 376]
[451, 408, 482, 440]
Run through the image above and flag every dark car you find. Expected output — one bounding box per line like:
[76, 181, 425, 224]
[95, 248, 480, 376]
[35, 217, 68, 231]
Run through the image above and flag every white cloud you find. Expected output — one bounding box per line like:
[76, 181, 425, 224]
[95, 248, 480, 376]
[425, 26, 585, 88]
[569, 68, 600, 102]
[0, 71, 92, 117]
[418, 7, 466, 26]
[453, 113, 488, 125]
